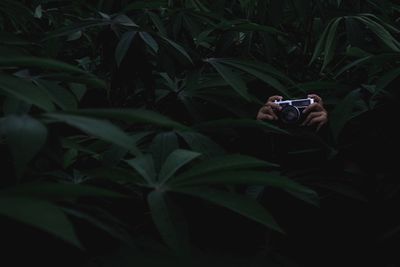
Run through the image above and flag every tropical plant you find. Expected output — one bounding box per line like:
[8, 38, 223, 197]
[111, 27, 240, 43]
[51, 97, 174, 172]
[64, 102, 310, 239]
[1, 1, 399, 266]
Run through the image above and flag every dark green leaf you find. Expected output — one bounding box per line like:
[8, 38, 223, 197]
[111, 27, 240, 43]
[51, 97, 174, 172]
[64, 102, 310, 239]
[125, 155, 156, 185]
[158, 149, 201, 183]
[0, 74, 55, 111]
[194, 119, 289, 135]
[150, 132, 180, 172]
[172, 155, 278, 182]
[0, 197, 82, 248]
[115, 31, 137, 67]
[207, 59, 252, 101]
[65, 109, 189, 130]
[44, 113, 140, 155]
[139, 32, 159, 53]
[0, 115, 47, 177]
[174, 187, 284, 233]
[147, 191, 191, 256]
[0, 57, 88, 74]
[161, 36, 193, 64]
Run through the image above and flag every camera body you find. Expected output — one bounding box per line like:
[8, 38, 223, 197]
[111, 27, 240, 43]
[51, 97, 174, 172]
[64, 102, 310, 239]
[274, 98, 314, 124]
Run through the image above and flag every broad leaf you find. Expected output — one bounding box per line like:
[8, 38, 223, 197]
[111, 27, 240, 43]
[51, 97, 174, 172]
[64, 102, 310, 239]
[174, 187, 284, 233]
[139, 32, 159, 53]
[0, 115, 47, 177]
[150, 132, 180, 172]
[115, 31, 137, 66]
[147, 191, 191, 256]
[171, 155, 278, 182]
[0, 73, 55, 111]
[0, 197, 82, 248]
[125, 155, 157, 185]
[207, 59, 252, 101]
[158, 149, 201, 183]
[44, 113, 140, 155]
[0, 57, 88, 74]
[66, 109, 189, 130]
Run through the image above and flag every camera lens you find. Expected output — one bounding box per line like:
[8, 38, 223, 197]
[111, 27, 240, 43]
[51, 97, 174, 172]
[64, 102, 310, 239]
[280, 105, 301, 123]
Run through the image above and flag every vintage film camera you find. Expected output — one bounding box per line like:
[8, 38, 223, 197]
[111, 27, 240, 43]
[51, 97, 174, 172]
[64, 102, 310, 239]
[274, 98, 314, 124]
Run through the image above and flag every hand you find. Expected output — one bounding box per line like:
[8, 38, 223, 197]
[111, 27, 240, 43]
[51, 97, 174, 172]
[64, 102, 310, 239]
[301, 94, 328, 131]
[256, 95, 283, 121]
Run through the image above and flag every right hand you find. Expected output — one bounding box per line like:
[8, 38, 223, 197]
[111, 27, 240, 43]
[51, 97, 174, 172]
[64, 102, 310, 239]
[256, 95, 283, 121]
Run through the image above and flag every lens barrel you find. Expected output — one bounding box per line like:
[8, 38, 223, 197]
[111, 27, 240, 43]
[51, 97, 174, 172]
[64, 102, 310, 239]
[280, 105, 301, 124]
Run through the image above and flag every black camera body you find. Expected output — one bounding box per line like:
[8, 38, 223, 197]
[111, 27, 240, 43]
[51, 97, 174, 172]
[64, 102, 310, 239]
[274, 98, 314, 124]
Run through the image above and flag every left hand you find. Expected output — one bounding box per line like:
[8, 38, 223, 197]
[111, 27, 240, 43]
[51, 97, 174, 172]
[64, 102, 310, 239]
[301, 94, 328, 131]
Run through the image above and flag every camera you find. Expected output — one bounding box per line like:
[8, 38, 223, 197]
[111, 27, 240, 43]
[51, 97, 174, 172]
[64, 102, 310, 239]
[274, 98, 314, 124]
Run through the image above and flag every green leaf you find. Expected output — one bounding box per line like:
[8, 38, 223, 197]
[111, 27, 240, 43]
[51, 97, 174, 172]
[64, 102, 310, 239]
[0, 115, 47, 178]
[34, 5, 42, 19]
[207, 59, 252, 101]
[34, 79, 78, 110]
[354, 15, 400, 51]
[115, 31, 137, 66]
[65, 109, 189, 130]
[139, 32, 159, 53]
[148, 11, 167, 36]
[217, 59, 291, 97]
[0, 197, 82, 248]
[0, 183, 126, 199]
[150, 132, 180, 172]
[310, 19, 334, 65]
[172, 155, 278, 182]
[147, 191, 191, 256]
[87, 167, 146, 185]
[177, 131, 225, 157]
[334, 56, 372, 78]
[193, 118, 289, 135]
[158, 149, 201, 183]
[174, 187, 283, 233]
[40, 73, 106, 89]
[161, 36, 193, 64]
[0, 74, 55, 111]
[44, 19, 111, 40]
[44, 113, 140, 155]
[173, 170, 315, 198]
[0, 57, 88, 74]
[329, 90, 361, 139]
[374, 66, 400, 97]
[125, 155, 157, 185]
[122, 0, 167, 11]
[63, 207, 132, 245]
[322, 17, 343, 70]
[230, 22, 286, 36]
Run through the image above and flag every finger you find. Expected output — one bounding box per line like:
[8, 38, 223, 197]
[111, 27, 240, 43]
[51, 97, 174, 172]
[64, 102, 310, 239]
[261, 106, 279, 120]
[257, 113, 275, 121]
[267, 95, 283, 102]
[302, 103, 324, 114]
[307, 115, 327, 126]
[307, 94, 322, 104]
[264, 102, 282, 111]
[301, 112, 323, 126]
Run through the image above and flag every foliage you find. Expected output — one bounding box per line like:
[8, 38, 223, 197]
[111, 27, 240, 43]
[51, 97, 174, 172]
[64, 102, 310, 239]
[1, 0, 399, 266]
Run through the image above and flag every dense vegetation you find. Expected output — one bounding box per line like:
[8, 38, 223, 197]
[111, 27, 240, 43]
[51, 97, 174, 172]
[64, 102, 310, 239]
[1, 0, 399, 266]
